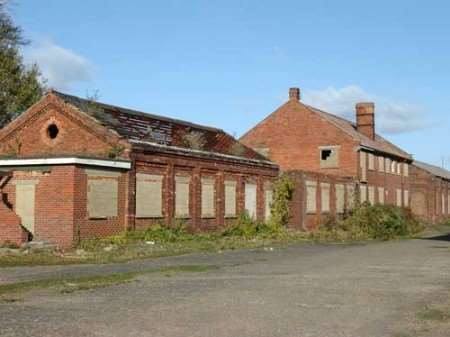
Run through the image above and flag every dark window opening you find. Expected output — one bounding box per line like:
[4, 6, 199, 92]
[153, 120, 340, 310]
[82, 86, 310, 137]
[321, 149, 332, 161]
[47, 124, 59, 139]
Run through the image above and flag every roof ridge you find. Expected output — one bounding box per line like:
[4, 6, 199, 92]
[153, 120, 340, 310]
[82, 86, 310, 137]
[302, 102, 411, 159]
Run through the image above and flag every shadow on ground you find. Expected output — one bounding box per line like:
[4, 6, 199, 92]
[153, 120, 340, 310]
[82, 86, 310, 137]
[422, 233, 450, 242]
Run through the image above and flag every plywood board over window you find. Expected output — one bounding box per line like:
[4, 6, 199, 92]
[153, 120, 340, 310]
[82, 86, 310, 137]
[403, 163, 409, 177]
[335, 184, 345, 214]
[447, 192, 450, 214]
[264, 182, 273, 221]
[378, 156, 385, 172]
[368, 153, 375, 170]
[404, 190, 409, 208]
[136, 173, 163, 218]
[378, 187, 385, 204]
[175, 175, 191, 218]
[321, 183, 330, 213]
[245, 182, 257, 219]
[360, 184, 367, 204]
[368, 186, 375, 205]
[86, 169, 120, 218]
[224, 180, 237, 218]
[386, 158, 392, 174]
[396, 189, 402, 207]
[201, 177, 215, 218]
[13, 180, 39, 234]
[306, 181, 317, 214]
[391, 161, 397, 174]
[360, 152, 367, 182]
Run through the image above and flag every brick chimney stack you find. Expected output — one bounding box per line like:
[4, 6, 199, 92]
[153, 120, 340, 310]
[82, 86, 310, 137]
[289, 87, 300, 101]
[356, 102, 375, 140]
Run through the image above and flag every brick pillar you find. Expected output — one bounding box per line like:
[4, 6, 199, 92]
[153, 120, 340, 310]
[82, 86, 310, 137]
[217, 171, 225, 227]
[192, 166, 201, 229]
[166, 163, 174, 225]
[125, 160, 136, 231]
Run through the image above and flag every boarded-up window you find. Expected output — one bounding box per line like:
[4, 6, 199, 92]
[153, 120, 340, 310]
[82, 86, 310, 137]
[397, 162, 402, 175]
[368, 186, 375, 205]
[436, 191, 440, 214]
[321, 183, 330, 213]
[201, 177, 215, 218]
[378, 156, 385, 172]
[396, 189, 402, 207]
[86, 169, 120, 218]
[447, 192, 450, 214]
[245, 182, 257, 218]
[224, 180, 237, 217]
[346, 184, 355, 210]
[378, 187, 385, 204]
[403, 163, 409, 177]
[136, 173, 163, 218]
[175, 175, 190, 218]
[306, 181, 317, 214]
[360, 185, 367, 203]
[442, 193, 446, 215]
[264, 186, 273, 221]
[14, 180, 38, 234]
[391, 161, 396, 174]
[368, 153, 375, 170]
[447, 191, 450, 214]
[320, 146, 340, 168]
[404, 190, 409, 208]
[360, 152, 367, 182]
[386, 158, 392, 174]
[335, 184, 345, 214]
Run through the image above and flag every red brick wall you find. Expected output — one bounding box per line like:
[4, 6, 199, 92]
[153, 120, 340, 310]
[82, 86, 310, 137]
[410, 165, 450, 223]
[74, 167, 128, 241]
[0, 201, 27, 247]
[287, 170, 355, 230]
[361, 151, 411, 207]
[240, 99, 359, 177]
[0, 94, 130, 160]
[0, 167, 77, 247]
[132, 151, 278, 232]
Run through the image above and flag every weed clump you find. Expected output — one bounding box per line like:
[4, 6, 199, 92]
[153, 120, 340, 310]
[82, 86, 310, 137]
[310, 204, 424, 242]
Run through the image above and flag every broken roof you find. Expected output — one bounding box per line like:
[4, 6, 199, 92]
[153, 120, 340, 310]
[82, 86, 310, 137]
[305, 104, 412, 160]
[413, 160, 450, 181]
[51, 90, 273, 165]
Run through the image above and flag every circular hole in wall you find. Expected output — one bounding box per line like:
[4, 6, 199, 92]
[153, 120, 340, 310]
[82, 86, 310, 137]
[47, 124, 59, 139]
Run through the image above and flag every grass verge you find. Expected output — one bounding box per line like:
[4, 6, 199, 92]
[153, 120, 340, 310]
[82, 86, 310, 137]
[0, 264, 219, 298]
[417, 307, 450, 322]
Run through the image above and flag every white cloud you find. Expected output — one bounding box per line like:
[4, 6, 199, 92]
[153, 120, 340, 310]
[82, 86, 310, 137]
[302, 85, 426, 134]
[24, 39, 93, 91]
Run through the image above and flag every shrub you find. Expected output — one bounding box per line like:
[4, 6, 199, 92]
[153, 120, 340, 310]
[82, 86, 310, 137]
[311, 204, 424, 241]
[125, 221, 190, 243]
[268, 174, 294, 227]
[222, 213, 285, 239]
[182, 131, 206, 150]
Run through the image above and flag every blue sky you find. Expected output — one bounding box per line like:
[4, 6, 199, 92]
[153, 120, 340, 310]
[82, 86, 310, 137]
[10, 0, 450, 167]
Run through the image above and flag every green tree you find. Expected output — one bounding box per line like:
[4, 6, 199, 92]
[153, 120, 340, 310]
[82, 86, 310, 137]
[0, 2, 45, 127]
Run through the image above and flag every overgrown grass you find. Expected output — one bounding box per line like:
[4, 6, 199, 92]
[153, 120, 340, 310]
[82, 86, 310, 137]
[0, 215, 308, 267]
[0, 204, 434, 268]
[0, 264, 219, 297]
[417, 307, 450, 321]
[309, 204, 425, 242]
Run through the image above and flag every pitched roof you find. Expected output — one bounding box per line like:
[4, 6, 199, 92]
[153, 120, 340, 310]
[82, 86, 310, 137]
[305, 103, 412, 160]
[51, 90, 273, 165]
[413, 160, 450, 180]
